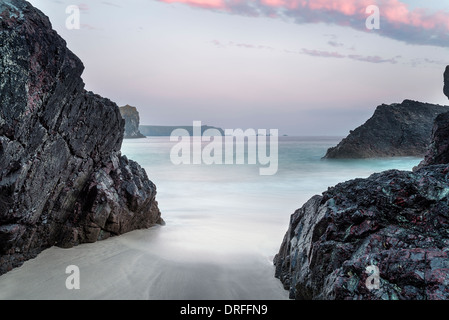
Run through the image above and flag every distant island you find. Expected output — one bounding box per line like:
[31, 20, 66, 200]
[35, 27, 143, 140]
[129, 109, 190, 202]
[139, 125, 224, 137]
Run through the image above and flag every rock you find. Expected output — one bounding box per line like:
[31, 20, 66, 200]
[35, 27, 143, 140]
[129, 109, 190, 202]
[275, 66, 449, 300]
[274, 165, 449, 300]
[119, 105, 146, 139]
[415, 112, 449, 168]
[444, 66, 449, 99]
[323, 100, 449, 159]
[416, 66, 449, 168]
[0, 0, 163, 275]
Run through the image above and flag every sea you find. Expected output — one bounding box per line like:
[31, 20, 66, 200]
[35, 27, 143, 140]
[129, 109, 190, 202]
[0, 136, 422, 300]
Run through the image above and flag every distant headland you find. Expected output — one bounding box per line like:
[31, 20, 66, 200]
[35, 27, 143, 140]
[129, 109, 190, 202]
[139, 125, 224, 137]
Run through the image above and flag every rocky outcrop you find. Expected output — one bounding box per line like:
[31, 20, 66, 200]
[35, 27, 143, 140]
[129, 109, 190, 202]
[274, 165, 449, 300]
[444, 66, 449, 99]
[416, 112, 449, 168]
[275, 67, 449, 300]
[323, 100, 449, 159]
[119, 105, 146, 139]
[0, 0, 163, 275]
[416, 68, 449, 168]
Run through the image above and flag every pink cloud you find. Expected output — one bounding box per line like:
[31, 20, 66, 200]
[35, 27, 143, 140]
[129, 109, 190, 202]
[157, 0, 449, 47]
[77, 3, 90, 12]
[161, 0, 226, 9]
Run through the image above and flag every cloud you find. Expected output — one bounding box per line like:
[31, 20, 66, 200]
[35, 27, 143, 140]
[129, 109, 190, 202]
[209, 40, 274, 50]
[211, 39, 399, 64]
[410, 57, 447, 67]
[158, 0, 449, 47]
[327, 40, 344, 47]
[101, 1, 122, 8]
[284, 47, 399, 64]
[347, 54, 399, 64]
[301, 48, 345, 58]
[161, 0, 226, 9]
[77, 3, 89, 12]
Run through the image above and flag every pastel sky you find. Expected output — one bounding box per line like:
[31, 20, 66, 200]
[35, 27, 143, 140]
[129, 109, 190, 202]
[28, 0, 449, 135]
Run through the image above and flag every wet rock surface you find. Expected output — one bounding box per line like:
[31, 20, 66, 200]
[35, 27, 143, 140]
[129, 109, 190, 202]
[0, 0, 162, 275]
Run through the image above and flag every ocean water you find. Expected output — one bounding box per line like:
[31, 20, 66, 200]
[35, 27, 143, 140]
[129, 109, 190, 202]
[0, 136, 422, 300]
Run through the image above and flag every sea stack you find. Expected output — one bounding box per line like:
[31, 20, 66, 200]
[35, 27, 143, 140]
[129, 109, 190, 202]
[119, 105, 146, 139]
[0, 0, 163, 275]
[323, 100, 449, 159]
[275, 67, 449, 300]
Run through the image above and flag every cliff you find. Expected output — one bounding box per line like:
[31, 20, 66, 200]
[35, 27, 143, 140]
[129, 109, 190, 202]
[139, 125, 225, 136]
[0, 0, 163, 275]
[323, 100, 449, 159]
[119, 105, 146, 139]
[416, 67, 449, 168]
[275, 67, 449, 300]
[444, 66, 449, 99]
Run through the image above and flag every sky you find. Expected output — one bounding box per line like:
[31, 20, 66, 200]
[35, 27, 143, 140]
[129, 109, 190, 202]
[27, 0, 449, 136]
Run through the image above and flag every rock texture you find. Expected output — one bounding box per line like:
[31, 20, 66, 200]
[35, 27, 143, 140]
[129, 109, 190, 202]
[444, 66, 449, 99]
[119, 105, 146, 139]
[416, 112, 449, 168]
[275, 67, 449, 300]
[417, 68, 449, 168]
[274, 166, 449, 300]
[323, 100, 449, 159]
[0, 0, 162, 275]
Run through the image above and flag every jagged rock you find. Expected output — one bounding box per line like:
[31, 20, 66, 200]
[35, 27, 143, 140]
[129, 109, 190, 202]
[0, 0, 163, 275]
[444, 66, 449, 99]
[119, 105, 146, 139]
[323, 100, 449, 159]
[275, 67, 449, 300]
[274, 165, 449, 300]
[417, 67, 449, 168]
[416, 112, 449, 168]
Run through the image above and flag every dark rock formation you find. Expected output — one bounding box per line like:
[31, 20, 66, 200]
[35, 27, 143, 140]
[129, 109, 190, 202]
[275, 66, 449, 300]
[416, 112, 449, 168]
[274, 165, 449, 300]
[0, 0, 163, 275]
[119, 105, 146, 139]
[444, 66, 449, 99]
[416, 67, 449, 168]
[323, 100, 449, 159]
